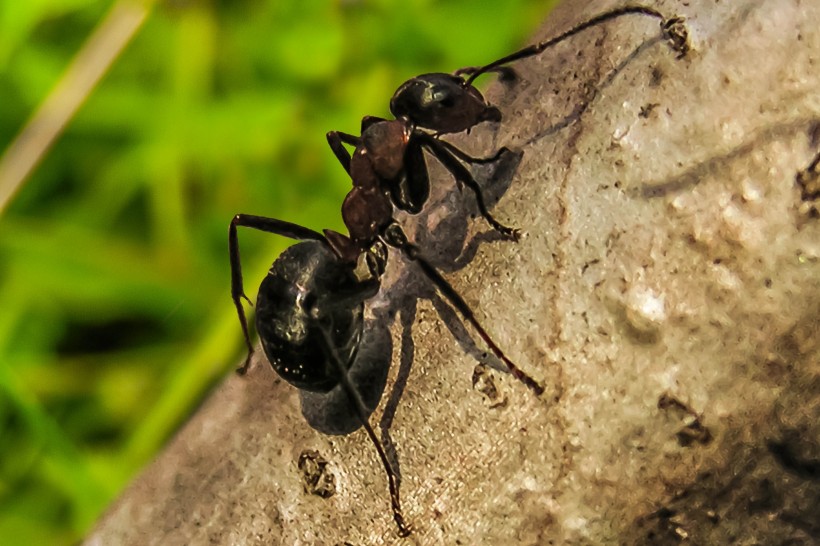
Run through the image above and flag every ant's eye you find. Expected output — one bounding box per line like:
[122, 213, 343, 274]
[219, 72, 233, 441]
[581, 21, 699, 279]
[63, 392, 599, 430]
[422, 86, 456, 109]
[437, 94, 456, 108]
[432, 88, 456, 107]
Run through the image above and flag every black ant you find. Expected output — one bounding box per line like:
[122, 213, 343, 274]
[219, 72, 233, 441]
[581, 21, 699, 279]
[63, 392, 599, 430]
[325, 6, 688, 245]
[229, 4, 689, 537]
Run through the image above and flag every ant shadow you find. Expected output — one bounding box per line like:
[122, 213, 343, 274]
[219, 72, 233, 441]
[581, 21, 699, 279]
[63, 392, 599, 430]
[298, 148, 522, 476]
[633, 117, 820, 199]
[299, 30, 674, 480]
[531, 36, 665, 146]
[495, 34, 667, 151]
[298, 314, 392, 435]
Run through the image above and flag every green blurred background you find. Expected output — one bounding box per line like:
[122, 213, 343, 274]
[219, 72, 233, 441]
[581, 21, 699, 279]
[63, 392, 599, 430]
[0, 0, 554, 543]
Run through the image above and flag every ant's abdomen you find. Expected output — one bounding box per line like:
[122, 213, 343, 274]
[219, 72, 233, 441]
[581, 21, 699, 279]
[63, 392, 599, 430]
[255, 242, 364, 393]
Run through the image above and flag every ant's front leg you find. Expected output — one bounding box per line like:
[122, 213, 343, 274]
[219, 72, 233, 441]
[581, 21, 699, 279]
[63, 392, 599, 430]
[419, 134, 520, 240]
[434, 136, 511, 166]
[229, 214, 327, 374]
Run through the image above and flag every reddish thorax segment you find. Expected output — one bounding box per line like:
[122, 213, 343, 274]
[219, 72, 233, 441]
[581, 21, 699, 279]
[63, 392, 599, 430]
[359, 120, 411, 181]
[341, 187, 392, 245]
[339, 120, 411, 256]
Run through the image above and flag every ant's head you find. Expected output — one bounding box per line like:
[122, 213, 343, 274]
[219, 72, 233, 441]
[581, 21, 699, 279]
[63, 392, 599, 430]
[390, 73, 501, 134]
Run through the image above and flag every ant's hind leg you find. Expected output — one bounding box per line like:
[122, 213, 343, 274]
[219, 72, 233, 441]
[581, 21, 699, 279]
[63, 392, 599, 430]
[229, 214, 328, 374]
[316, 323, 411, 537]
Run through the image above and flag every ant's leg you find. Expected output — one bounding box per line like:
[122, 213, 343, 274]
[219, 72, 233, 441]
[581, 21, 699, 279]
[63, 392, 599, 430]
[434, 136, 510, 165]
[382, 223, 543, 396]
[326, 118, 390, 176]
[464, 6, 688, 85]
[229, 214, 327, 373]
[326, 131, 361, 175]
[391, 140, 430, 214]
[316, 323, 411, 537]
[421, 135, 520, 239]
[318, 277, 381, 316]
[361, 115, 387, 132]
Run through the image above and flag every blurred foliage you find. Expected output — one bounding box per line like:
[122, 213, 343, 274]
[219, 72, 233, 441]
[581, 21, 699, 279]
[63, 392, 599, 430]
[0, 0, 554, 543]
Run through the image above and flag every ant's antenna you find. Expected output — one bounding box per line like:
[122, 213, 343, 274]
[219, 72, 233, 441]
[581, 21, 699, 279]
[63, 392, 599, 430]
[464, 5, 689, 86]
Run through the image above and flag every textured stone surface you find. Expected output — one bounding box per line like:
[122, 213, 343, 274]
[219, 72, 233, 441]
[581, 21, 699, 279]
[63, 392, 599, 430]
[86, 0, 819, 544]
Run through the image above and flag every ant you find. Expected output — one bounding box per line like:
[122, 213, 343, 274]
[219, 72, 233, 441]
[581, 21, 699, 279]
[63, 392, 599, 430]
[325, 6, 688, 245]
[229, 4, 689, 537]
[230, 220, 535, 536]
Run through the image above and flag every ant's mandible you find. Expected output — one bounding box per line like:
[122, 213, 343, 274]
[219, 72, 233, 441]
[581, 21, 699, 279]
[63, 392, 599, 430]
[229, 4, 689, 537]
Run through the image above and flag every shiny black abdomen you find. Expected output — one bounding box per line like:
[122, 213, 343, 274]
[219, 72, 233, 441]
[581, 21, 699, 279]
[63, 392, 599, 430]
[255, 242, 364, 392]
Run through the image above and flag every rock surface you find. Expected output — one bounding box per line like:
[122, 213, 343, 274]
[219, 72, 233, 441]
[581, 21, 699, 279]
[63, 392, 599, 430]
[86, 0, 819, 544]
